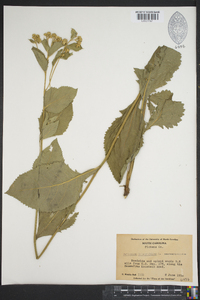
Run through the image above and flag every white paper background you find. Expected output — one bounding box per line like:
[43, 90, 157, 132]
[3, 6, 197, 285]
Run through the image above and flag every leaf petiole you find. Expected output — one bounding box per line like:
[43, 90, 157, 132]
[34, 210, 39, 259]
[46, 57, 61, 91]
[123, 159, 135, 198]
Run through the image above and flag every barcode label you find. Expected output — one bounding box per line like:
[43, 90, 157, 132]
[131, 11, 164, 23]
[137, 13, 159, 21]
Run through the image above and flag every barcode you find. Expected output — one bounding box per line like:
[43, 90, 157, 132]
[137, 13, 159, 21]
[131, 11, 164, 23]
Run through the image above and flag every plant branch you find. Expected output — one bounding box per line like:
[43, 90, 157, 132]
[35, 92, 141, 259]
[34, 79, 150, 259]
[34, 58, 154, 259]
[46, 58, 61, 90]
[34, 55, 49, 259]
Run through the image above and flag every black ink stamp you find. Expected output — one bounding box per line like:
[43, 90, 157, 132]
[168, 11, 188, 45]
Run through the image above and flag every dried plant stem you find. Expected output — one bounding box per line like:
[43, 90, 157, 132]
[39, 70, 47, 153]
[34, 58, 59, 259]
[46, 58, 60, 90]
[121, 75, 152, 198]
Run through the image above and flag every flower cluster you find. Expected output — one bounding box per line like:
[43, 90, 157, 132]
[62, 39, 68, 46]
[43, 30, 82, 48]
[30, 29, 83, 51]
[30, 29, 83, 69]
[32, 34, 42, 44]
[43, 32, 62, 45]
[75, 36, 82, 48]
[64, 46, 70, 53]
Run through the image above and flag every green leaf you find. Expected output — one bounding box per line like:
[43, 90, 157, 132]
[41, 120, 59, 139]
[29, 39, 36, 43]
[104, 103, 145, 183]
[44, 86, 77, 114]
[71, 28, 77, 39]
[146, 90, 185, 130]
[36, 204, 78, 239]
[39, 103, 73, 139]
[39, 112, 59, 140]
[52, 49, 63, 66]
[134, 46, 181, 98]
[104, 46, 183, 190]
[6, 140, 94, 212]
[67, 43, 83, 52]
[32, 47, 48, 72]
[41, 38, 50, 52]
[39, 87, 75, 139]
[60, 52, 73, 60]
[48, 41, 63, 56]
[33, 139, 64, 168]
[49, 103, 73, 136]
[52, 51, 73, 66]
[147, 97, 156, 115]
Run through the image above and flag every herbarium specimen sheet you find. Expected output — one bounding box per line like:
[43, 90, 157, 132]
[3, 6, 197, 285]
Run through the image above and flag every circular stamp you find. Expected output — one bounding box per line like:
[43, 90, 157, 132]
[168, 11, 188, 45]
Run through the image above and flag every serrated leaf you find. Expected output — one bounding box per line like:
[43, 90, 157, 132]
[71, 28, 77, 39]
[134, 46, 181, 97]
[36, 203, 78, 239]
[146, 90, 184, 130]
[67, 43, 83, 52]
[48, 41, 63, 56]
[41, 38, 50, 52]
[32, 47, 48, 71]
[6, 140, 94, 212]
[104, 46, 183, 191]
[104, 103, 145, 183]
[44, 86, 77, 114]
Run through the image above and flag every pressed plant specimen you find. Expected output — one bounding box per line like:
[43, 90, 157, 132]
[6, 30, 184, 258]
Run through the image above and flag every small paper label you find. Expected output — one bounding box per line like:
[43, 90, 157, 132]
[131, 11, 164, 23]
[116, 234, 192, 282]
